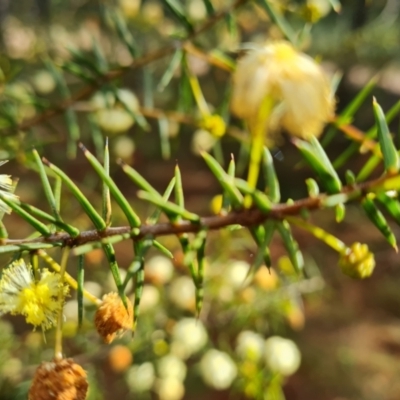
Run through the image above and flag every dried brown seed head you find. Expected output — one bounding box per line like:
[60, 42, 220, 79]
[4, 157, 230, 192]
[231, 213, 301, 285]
[94, 292, 133, 344]
[29, 358, 88, 400]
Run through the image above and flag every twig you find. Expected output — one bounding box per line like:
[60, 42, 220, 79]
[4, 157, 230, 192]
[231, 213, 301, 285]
[3, 171, 395, 249]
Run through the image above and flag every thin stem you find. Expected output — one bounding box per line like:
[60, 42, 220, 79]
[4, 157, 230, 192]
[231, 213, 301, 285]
[286, 216, 347, 253]
[3, 171, 396, 250]
[246, 96, 275, 207]
[54, 247, 70, 360]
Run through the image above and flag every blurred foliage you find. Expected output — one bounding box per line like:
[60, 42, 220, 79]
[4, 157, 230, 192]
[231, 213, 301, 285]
[0, 1, 399, 400]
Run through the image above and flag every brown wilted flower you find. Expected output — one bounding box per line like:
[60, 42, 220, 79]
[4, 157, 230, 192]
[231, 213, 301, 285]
[29, 358, 88, 400]
[94, 292, 133, 344]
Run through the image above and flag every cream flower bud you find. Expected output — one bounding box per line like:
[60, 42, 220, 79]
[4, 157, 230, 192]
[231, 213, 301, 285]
[191, 129, 217, 155]
[126, 362, 155, 392]
[231, 41, 334, 140]
[264, 336, 301, 376]
[156, 377, 185, 400]
[236, 330, 264, 361]
[199, 349, 237, 390]
[171, 318, 208, 359]
[138, 285, 160, 313]
[91, 89, 139, 134]
[168, 276, 196, 311]
[224, 260, 250, 289]
[157, 354, 187, 381]
[146, 255, 174, 285]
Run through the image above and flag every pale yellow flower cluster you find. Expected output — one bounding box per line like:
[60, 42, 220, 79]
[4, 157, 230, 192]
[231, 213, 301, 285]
[339, 242, 375, 279]
[0, 160, 18, 214]
[231, 41, 334, 140]
[0, 259, 69, 330]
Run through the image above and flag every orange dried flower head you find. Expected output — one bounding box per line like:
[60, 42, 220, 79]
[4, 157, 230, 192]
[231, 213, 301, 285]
[94, 292, 133, 344]
[29, 358, 88, 400]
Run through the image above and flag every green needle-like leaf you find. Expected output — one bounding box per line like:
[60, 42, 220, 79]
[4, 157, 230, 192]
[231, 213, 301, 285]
[202, 0, 215, 15]
[0, 221, 7, 240]
[77, 255, 84, 328]
[293, 137, 342, 193]
[323, 76, 377, 147]
[174, 165, 184, 208]
[32, 149, 61, 220]
[119, 160, 160, 197]
[137, 190, 200, 222]
[306, 178, 319, 197]
[221, 156, 236, 211]
[60, 61, 96, 83]
[195, 230, 207, 316]
[147, 177, 176, 224]
[43, 158, 106, 231]
[92, 38, 108, 74]
[333, 100, 400, 169]
[338, 76, 378, 125]
[262, 147, 280, 202]
[0, 243, 60, 254]
[152, 240, 174, 258]
[0, 193, 52, 237]
[103, 243, 126, 304]
[256, 0, 297, 44]
[249, 224, 272, 269]
[157, 49, 183, 92]
[80, 144, 141, 228]
[376, 192, 400, 226]
[356, 154, 381, 182]
[373, 97, 399, 174]
[111, 10, 139, 57]
[253, 220, 275, 272]
[202, 152, 243, 208]
[163, 0, 194, 33]
[102, 140, 112, 226]
[115, 89, 150, 131]
[53, 177, 62, 214]
[276, 220, 304, 274]
[335, 203, 346, 223]
[133, 261, 145, 331]
[19, 202, 79, 237]
[234, 178, 273, 213]
[158, 118, 172, 160]
[362, 195, 397, 251]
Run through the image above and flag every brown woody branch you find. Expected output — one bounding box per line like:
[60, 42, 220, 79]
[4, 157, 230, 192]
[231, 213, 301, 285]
[3, 172, 394, 249]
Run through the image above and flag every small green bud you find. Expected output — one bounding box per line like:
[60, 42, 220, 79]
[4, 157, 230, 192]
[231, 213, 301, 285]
[339, 242, 375, 279]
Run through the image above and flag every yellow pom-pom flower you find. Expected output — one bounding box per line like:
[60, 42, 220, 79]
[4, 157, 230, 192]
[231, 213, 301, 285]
[0, 259, 69, 330]
[231, 41, 334, 140]
[339, 242, 375, 279]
